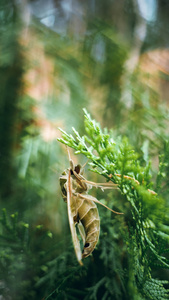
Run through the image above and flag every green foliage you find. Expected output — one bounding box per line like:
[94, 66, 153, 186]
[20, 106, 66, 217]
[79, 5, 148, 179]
[58, 109, 169, 299]
[156, 141, 169, 197]
[1, 2, 169, 300]
[0, 207, 71, 300]
[0, 1, 24, 198]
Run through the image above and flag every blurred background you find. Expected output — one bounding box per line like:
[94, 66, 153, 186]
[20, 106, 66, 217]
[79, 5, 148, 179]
[0, 0, 169, 299]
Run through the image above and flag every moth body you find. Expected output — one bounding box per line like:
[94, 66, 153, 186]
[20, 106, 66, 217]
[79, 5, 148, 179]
[60, 163, 100, 260]
[59, 151, 122, 265]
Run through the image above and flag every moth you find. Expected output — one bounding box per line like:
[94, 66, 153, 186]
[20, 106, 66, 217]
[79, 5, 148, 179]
[60, 149, 123, 265]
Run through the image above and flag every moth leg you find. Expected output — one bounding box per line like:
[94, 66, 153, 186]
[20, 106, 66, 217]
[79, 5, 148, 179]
[79, 194, 123, 215]
[71, 168, 88, 191]
[81, 179, 118, 191]
[73, 211, 79, 224]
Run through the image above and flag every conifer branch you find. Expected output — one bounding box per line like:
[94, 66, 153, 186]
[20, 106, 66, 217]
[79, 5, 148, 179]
[58, 108, 169, 299]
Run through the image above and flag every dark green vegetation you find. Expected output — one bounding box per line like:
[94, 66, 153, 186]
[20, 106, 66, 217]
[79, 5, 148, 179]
[1, 1, 169, 299]
[58, 110, 169, 300]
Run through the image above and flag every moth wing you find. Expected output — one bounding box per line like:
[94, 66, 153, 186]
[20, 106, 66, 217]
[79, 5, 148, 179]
[77, 221, 86, 245]
[67, 169, 83, 265]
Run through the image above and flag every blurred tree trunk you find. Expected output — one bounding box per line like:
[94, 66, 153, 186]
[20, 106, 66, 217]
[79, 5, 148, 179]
[0, 2, 24, 198]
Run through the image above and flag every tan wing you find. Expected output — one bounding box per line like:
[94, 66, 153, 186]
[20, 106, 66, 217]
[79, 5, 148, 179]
[67, 169, 83, 265]
[77, 221, 86, 245]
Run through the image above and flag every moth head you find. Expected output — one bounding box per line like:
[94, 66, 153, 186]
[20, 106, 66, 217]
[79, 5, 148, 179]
[74, 164, 81, 174]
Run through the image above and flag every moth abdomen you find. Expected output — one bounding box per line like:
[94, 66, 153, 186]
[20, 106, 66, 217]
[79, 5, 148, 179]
[82, 228, 100, 259]
[76, 200, 100, 259]
[85, 219, 100, 235]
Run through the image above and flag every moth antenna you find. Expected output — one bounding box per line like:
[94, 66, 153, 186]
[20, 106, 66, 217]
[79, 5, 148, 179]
[81, 160, 88, 173]
[66, 146, 71, 161]
[66, 146, 74, 169]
